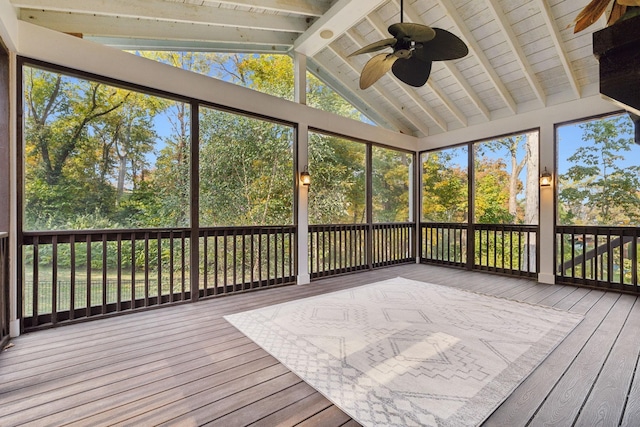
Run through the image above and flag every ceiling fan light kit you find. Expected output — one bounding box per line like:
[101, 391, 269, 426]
[349, 0, 469, 89]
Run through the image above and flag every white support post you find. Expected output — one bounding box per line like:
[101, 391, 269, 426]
[297, 123, 310, 285]
[538, 123, 555, 284]
[294, 52, 310, 285]
[8, 50, 19, 337]
[294, 52, 307, 105]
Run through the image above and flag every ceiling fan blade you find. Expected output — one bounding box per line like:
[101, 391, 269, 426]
[348, 38, 397, 57]
[388, 23, 435, 43]
[414, 28, 469, 61]
[360, 53, 398, 89]
[391, 57, 433, 87]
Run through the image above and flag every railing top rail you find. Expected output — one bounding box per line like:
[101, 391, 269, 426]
[472, 222, 537, 226]
[0, 231, 7, 239]
[420, 222, 538, 231]
[23, 227, 191, 237]
[309, 222, 415, 230]
[309, 223, 368, 228]
[22, 224, 297, 238]
[556, 225, 640, 233]
[420, 222, 468, 227]
[371, 222, 415, 227]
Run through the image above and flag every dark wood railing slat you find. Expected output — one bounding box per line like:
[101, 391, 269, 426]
[21, 225, 296, 330]
[420, 223, 537, 278]
[556, 225, 640, 292]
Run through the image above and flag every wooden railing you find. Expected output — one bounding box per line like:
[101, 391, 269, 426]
[309, 222, 415, 278]
[556, 226, 640, 292]
[200, 226, 296, 296]
[0, 232, 9, 349]
[420, 223, 538, 277]
[21, 225, 296, 330]
[309, 224, 367, 278]
[474, 224, 537, 277]
[371, 223, 415, 267]
[420, 223, 467, 267]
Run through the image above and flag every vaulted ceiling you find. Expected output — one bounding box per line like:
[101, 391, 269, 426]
[10, 0, 605, 137]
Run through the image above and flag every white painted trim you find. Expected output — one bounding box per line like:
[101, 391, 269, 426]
[297, 124, 310, 285]
[8, 49, 19, 337]
[297, 273, 311, 285]
[419, 95, 619, 151]
[537, 273, 555, 285]
[293, 0, 385, 57]
[294, 52, 306, 105]
[16, 21, 418, 153]
[0, 0, 18, 51]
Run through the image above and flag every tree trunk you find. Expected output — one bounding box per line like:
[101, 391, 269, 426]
[525, 132, 539, 225]
[523, 132, 539, 272]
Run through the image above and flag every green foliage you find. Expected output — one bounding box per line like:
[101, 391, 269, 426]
[199, 108, 293, 226]
[308, 133, 366, 224]
[421, 149, 468, 222]
[23, 54, 409, 234]
[372, 146, 411, 223]
[474, 158, 514, 224]
[559, 115, 640, 226]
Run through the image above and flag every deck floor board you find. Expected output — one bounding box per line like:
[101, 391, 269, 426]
[2, 264, 640, 426]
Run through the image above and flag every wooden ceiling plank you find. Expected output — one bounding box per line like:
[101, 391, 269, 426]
[19, 10, 297, 46]
[486, 0, 547, 106]
[437, 0, 517, 114]
[533, 0, 581, 99]
[12, 0, 308, 33]
[213, 0, 328, 17]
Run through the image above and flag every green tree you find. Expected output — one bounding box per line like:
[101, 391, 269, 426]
[559, 115, 640, 225]
[372, 146, 411, 223]
[24, 67, 130, 229]
[474, 157, 513, 224]
[421, 149, 468, 223]
[308, 133, 366, 224]
[199, 109, 293, 226]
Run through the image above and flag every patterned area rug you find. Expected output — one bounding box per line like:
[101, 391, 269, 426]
[224, 277, 583, 426]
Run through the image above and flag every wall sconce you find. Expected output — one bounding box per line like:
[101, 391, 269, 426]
[300, 165, 311, 186]
[539, 167, 552, 187]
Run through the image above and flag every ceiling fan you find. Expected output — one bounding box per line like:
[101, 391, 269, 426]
[348, 0, 469, 89]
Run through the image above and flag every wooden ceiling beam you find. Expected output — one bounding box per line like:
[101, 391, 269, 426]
[212, 0, 328, 17]
[437, 0, 517, 114]
[486, 0, 547, 107]
[12, 0, 308, 33]
[533, 0, 581, 99]
[19, 10, 297, 46]
[293, 0, 386, 57]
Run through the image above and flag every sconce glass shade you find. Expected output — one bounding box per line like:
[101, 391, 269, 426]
[300, 166, 311, 186]
[539, 167, 552, 187]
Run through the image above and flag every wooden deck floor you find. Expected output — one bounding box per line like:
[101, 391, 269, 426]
[2, 264, 640, 426]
